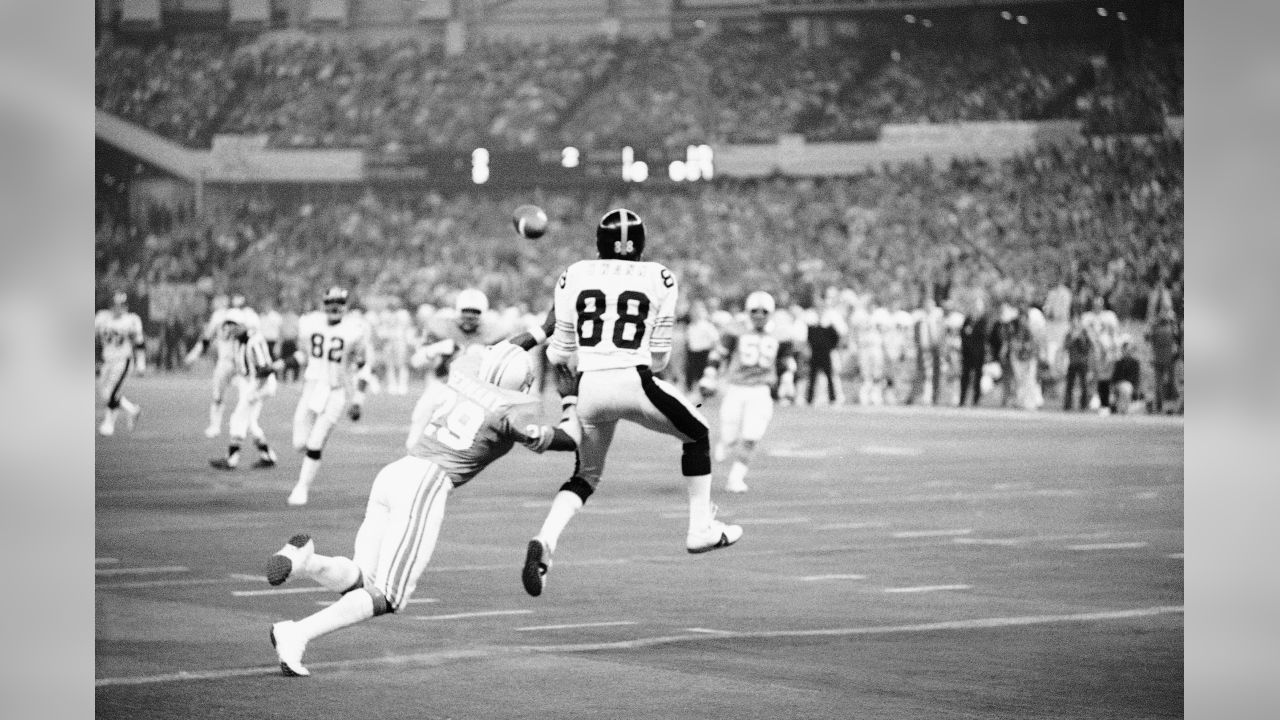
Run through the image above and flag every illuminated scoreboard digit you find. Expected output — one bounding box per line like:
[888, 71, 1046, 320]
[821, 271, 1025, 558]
[367, 145, 715, 187]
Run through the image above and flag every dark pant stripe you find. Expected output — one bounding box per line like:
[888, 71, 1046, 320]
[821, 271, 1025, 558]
[636, 366, 706, 439]
[108, 357, 132, 408]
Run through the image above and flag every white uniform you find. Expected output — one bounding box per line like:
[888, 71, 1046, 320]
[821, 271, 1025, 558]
[549, 259, 705, 487]
[714, 327, 793, 446]
[292, 311, 370, 451]
[202, 308, 242, 407]
[95, 310, 143, 407]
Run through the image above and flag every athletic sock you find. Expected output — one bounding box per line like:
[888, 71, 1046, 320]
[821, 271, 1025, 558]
[294, 587, 376, 644]
[536, 490, 584, 554]
[295, 456, 321, 493]
[686, 474, 713, 531]
[728, 461, 748, 487]
[302, 553, 362, 593]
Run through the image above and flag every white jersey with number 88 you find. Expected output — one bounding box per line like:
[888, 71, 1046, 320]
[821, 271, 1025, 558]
[550, 259, 677, 372]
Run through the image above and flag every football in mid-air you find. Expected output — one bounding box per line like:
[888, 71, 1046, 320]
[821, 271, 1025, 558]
[512, 204, 548, 239]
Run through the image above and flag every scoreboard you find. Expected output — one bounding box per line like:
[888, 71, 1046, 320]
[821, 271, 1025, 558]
[365, 145, 715, 188]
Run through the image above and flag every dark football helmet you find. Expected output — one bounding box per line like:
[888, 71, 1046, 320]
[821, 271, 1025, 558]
[596, 208, 645, 261]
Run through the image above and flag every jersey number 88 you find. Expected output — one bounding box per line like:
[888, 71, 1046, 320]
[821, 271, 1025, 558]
[576, 290, 649, 350]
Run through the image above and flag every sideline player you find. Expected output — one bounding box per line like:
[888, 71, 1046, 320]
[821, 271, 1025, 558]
[287, 286, 371, 506]
[699, 291, 796, 493]
[522, 208, 743, 598]
[95, 292, 145, 436]
[208, 309, 280, 470]
[264, 343, 580, 677]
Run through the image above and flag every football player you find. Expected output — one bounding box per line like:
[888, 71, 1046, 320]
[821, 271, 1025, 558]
[699, 291, 796, 493]
[411, 288, 508, 385]
[185, 294, 243, 438]
[209, 309, 280, 470]
[376, 297, 415, 396]
[522, 208, 743, 598]
[264, 343, 580, 677]
[287, 286, 372, 506]
[95, 292, 145, 436]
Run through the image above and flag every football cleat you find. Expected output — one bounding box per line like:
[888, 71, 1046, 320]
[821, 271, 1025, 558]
[269, 621, 310, 677]
[209, 458, 238, 471]
[686, 507, 743, 554]
[252, 456, 277, 469]
[204, 424, 221, 439]
[98, 421, 115, 437]
[521, 538, 551, 597]
[265, 533, 313, 586]
[724, 478, 749, 494]
[123, 406, 141, 431]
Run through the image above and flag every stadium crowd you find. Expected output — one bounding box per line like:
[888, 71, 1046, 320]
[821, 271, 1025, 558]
[95, 29, 1181, 150]
[98, 131, 1182, 414]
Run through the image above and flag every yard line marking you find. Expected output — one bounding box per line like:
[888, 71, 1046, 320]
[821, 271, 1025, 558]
[817, 521, 890, 530]
[892, 529, 972, 539]
[1167, 553, 1184, 559]
[99, 577, 234, 590]
[414, 610, 533, 621]
[95, 606, 1184, 687]
[737, 517, 811, 525]
[800, 574, 866, 581]
[884, 584, 972, 594]
[95, 557, 120, 565]
[95, 566, 188, 576]
[516, 621, 637, 632]
[859, 446, 922, 456]
[1067, 542, 1149, 551]
[232, 586, 331, 597]
[954, 532, 1114, 547]
[428, 558, 628, 572]
[316, 597, 438, 607]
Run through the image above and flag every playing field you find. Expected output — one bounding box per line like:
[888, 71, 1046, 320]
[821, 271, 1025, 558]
[95, 373, 1183, 719]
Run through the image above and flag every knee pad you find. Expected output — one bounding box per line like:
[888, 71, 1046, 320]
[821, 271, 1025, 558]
[304, 447, 322, 461]
[559, 475, 595, 504]
[682, 437, 711, 476]
[359, 585, 394, 616]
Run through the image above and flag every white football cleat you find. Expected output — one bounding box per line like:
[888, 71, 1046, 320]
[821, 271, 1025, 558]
[123, 406, 141, 431]
[269, 621, 310, 677]
[98, 421, 115, 437]
[204, 424, 221, 439]
[724, 478, 749, 494]
[686, 506, 743, 554]
[265, 533, 313, 586]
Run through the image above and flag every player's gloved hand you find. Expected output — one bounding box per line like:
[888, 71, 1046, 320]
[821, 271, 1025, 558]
[552, 363, 579, 399]
[507, 331, 536, 351]
[347, 403, 362, 422]
[698, 367, 718, 399]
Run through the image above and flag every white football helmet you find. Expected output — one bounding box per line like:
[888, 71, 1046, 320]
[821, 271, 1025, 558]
[455, 288, 489, 314]
[744, 291, 776, 314]
[479, 343, 535, 393]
